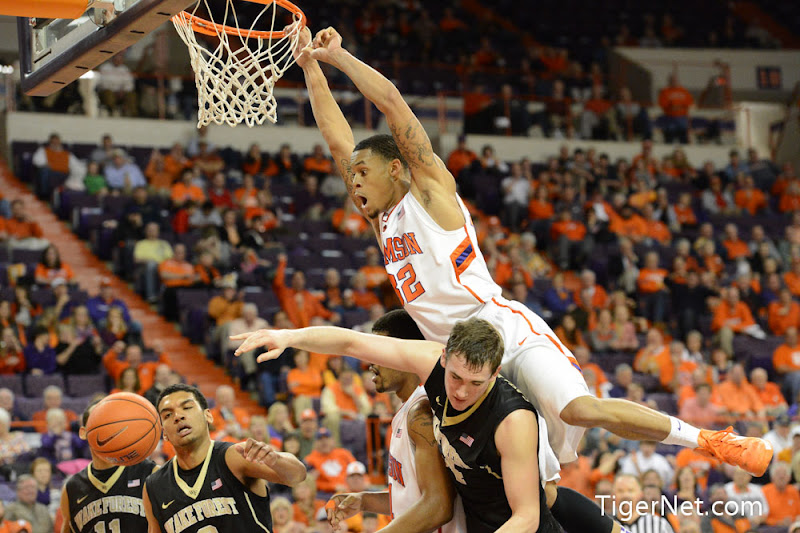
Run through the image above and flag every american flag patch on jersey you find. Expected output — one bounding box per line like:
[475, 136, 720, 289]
[127, 479, 140, 488]
[459, 434, 474, 447]
[211, 478, 222, 491]
[396, 428, 403, 438]
[397, 205, 405, 219]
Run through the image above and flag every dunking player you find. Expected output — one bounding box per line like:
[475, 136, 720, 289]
[327, 309, 466, 532]
[291, 24, 771, 529]
[233, 318, 562, 532]
[60, 400, 157, 533]
[142, 384, 306, 533]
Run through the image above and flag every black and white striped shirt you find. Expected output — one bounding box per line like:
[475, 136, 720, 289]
[620, 513, 676, 533]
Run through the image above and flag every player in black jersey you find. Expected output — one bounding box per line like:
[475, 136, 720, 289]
[59, 400, 157, 533]
[232, 318, 562, 533]
[143, 384, 306, 533]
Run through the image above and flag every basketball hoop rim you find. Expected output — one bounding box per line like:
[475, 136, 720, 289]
[175, 0, 306, 39]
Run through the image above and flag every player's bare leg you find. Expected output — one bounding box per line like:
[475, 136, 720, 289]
[560, 396, 773, 476]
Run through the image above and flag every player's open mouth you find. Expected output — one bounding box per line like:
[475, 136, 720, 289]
[177, 424, 191, 437]
[355, 194, 368, 208]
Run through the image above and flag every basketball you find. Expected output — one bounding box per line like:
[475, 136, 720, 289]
[85, 392, 162, 466]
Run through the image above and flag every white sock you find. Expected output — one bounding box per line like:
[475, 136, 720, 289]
[661, 416, 701, 448]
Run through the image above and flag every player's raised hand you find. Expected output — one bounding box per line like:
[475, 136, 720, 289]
[286, 24, 314, 68]
[326, 493, 363, 528]
[309, 27, 344, 64]
[229, 328, 290, 362]
[235, 438, 279, 467]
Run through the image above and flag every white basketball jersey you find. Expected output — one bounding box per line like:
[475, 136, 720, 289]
[388, 386, 466, 533]
[379, 192, 501, 344]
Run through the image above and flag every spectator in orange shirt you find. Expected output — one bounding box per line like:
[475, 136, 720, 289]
[30, 386, 78, 432]
[31, 133, 81, 199]
[550, 209, 590, 270]
[192, 142, 225, 179]
[671, 193, 697, 229]
[769, 289, 800, 336]
[273, 255, 339, 328]
[774, 327, 800, 403]
[320, 368, 370, 444]
[303, 144, 333, 178]
[749, 367, 787, 418]
[573, 346, 608, 397]
[358, 246, 388, 290]
[446, 135, 477, 179]
[785, 258, 800, 298]
[637, 251, 669, 324]
[209, 384, 250, 439]
[721, 223, 750, 261]
[575, 269, 608, 312]
[609, 205, 648, 243]
[162, 142, 191, 181]
[711, 363, 766, 420]
[144, 149, 174, 192]
[554, 314, 588, 353]
[641, 204, 671, 245]
[657, 73, 694, 144]
[779, 181, 800, 213]
[304, 427, 357, 495]
[33, 245, 74, 286]
[712, 286, 765, 356]
[102, 342, 169, 393]
[580, 84, 613, 140]
[2, 199, 44, 244]
[170, 168, 206, 207]
[762, 461, 800, 527]
[350, 272, 380, 311]
[286, 349, 323, 420]
[634, 329, 669, 376]
[734, 175, 767, 215]
[332, 200, 370, 239]
[659, 341, 698, 393]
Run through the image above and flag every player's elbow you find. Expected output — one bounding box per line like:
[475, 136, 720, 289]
[378, 85, 405, 115]
[515, 510, 540, 532]
[423, 494, 454, 526]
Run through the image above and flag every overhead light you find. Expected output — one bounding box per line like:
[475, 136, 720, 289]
[0, 65, 14, 74]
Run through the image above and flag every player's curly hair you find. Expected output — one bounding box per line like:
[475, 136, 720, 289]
[157, 383, 209, 412]
[354, 134, 408, 169]
[445, 318, 504, 374]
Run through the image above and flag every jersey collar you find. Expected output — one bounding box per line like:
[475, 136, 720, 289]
[173, 440, 215, 500]
[87, 464, 126, 495]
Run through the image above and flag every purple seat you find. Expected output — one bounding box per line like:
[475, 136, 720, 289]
[24, 374, 65, 397]
[0, 375, 24, 397]
[62, 396, 93, 415]
[341, 309, 369, 329]
[11, 248, 42, 265]
[15, 397, 43, 420]
[632, 373, 661, 393]
[649, 392, 678, 415]
[66, 375, 107, 397]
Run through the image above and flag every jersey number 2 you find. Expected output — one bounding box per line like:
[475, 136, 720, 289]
[391, 264, 425, 304]
[94, 519, 120, 533]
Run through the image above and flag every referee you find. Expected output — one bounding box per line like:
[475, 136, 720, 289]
[614, 474, 675, 533]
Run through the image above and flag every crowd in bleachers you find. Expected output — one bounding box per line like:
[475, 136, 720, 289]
[5, 124, 800, 532]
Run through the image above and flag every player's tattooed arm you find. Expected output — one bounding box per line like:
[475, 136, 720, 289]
[407, 400, 438, 448]
[388, 121, 447, 173]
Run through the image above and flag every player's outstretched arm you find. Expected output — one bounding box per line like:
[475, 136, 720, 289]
[231, 327, 441, 383]
[309, 28, 463, 229]
[227, 438, 307, 486]
[380, 399, 457, 533]
[495, 410, 541, 533]
[142, 484, 162, 533]
[292, 27, 373, 225]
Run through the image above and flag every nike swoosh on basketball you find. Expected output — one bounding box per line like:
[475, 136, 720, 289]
[96, 426, 128, 447]
[77, 495, 88, 504]
[162, 500, 175, 509]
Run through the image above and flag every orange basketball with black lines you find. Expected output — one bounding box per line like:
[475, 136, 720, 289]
[85, 392, 161, 466]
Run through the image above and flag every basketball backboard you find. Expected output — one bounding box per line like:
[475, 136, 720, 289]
[17, 0, 193, 97]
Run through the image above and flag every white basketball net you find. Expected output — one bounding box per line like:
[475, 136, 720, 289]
[172, 0, 303, 128]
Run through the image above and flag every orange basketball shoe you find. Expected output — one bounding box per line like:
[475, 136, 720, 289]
[697, 426, 773, 477]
